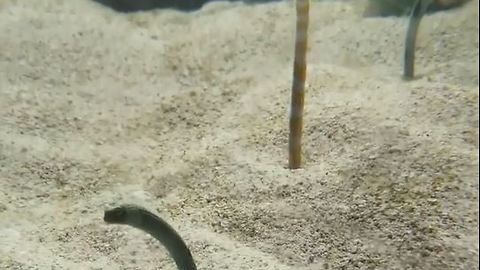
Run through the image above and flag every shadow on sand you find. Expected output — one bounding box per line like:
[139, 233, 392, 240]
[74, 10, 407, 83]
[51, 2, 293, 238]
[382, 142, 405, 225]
[91, 0, 283, 12]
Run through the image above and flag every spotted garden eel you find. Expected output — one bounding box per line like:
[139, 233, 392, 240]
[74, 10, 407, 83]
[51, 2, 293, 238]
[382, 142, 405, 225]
[104, 204, 197, 270]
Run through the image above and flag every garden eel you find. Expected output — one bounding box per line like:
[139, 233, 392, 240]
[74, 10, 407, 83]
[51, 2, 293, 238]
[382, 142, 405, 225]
[104, 2, 311, 269]
[403, 0, 433, 80]
[289, 0, 309, 169]
[104, 204, 197, 270]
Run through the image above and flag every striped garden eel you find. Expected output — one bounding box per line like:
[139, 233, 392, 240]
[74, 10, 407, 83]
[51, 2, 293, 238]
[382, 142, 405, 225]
[104, 204, 197, 270]
[289, 0, 310, 169]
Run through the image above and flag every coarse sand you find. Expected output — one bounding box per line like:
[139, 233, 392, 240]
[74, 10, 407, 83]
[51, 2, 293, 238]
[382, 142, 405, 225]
[0, 0, 478, 269]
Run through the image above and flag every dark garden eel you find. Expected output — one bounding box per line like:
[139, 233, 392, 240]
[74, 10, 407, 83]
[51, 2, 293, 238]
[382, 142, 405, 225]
[104, 204, 197, 270]
[403, 0, 433, 79]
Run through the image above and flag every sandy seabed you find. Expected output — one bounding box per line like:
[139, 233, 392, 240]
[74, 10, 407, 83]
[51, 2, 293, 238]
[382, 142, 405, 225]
[0, 0, 478, 269]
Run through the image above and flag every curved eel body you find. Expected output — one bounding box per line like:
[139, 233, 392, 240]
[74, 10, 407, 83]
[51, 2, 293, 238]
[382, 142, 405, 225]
[404, 0, 433, 80]
[104, 204, 197, 270]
